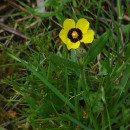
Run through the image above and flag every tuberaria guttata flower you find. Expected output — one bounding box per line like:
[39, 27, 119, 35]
[59, 18, 94, 50]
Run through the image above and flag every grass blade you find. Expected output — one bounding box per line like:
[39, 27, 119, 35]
[83, 30, 110, 66]
[63, 113, 93, 130]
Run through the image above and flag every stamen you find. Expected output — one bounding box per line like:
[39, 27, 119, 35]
[72, 31, 79, 39]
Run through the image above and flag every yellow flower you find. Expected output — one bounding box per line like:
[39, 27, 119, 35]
[59, 18, 94, 50]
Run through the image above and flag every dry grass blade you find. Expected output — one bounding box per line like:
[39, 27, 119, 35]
[7, 0, 31, 15]
[106, 0, 130, 22]
[0, 22, 29, 40]
[0, 9, 15, 22]
[0, 4, 8, 12]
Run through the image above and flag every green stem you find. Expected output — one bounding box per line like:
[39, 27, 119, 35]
[105, 102, 112, 130]
[65, 47, 71, 126]
[117, 0, 122, 20]
[80, 67, 99, 130]
[71, 49, 77, 62]
[102, 86, 112, 130]
[65, 68, 69, 99]
[95, 0, 102, 34]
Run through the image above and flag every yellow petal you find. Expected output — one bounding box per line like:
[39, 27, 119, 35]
[80, 30, 94, 43]
[76, 18, 89, 34]
[63, 19, 75, 31]
[67, 41, 80, 50]
[59, 29, 70, 45]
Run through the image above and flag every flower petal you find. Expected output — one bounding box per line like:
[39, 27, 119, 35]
[80, 30, 94, 43]
[67, 41, 80, 50]
[59, 29, 70, 45]
[76, 18, 89, 34]
[63, 19, 75, 31]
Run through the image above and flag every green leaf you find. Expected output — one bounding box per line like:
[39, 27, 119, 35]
[83, 30, 110, 66]
[125, 42, 130, 59]
[117, 64, 130, 100]
[122, 23, 130, 34]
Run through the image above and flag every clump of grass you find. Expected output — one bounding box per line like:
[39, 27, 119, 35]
[0, 0, 130, 130]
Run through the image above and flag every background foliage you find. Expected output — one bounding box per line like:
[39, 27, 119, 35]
[0, 0, 130, 130]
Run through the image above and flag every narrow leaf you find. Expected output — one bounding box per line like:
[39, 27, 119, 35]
[117, 64, 130, 100]
[63, 114, 93, 130]
[83, 30, 110, 66]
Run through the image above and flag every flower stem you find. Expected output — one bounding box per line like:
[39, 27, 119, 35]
[71, 49, 77, 62]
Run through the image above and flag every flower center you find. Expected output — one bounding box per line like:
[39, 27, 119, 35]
[67, 28, 82, 43]
[72, 31, 79, 39]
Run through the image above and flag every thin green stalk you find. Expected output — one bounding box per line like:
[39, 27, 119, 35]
[104, 38, 112, 130]
[104, 100, 112, 130]
[65, 68, 69, 100]
[65, 47, 69, 101]
[95, 0, 103, 34]
[71, 49, 77, 62]
[47, 62, 51, 80]
[74, 89, 80, 120]
[101, 112, 105, 130]
[117, 0, 122, 20]
[65, 47, 71, 126]
[80, 67, 99, 130]
[126, 0, 130, 16]
[80, 67, 89, 91]
[102, 86, 112, 130]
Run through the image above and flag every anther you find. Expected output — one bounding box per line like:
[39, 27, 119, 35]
[72, 31, 79, 39]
